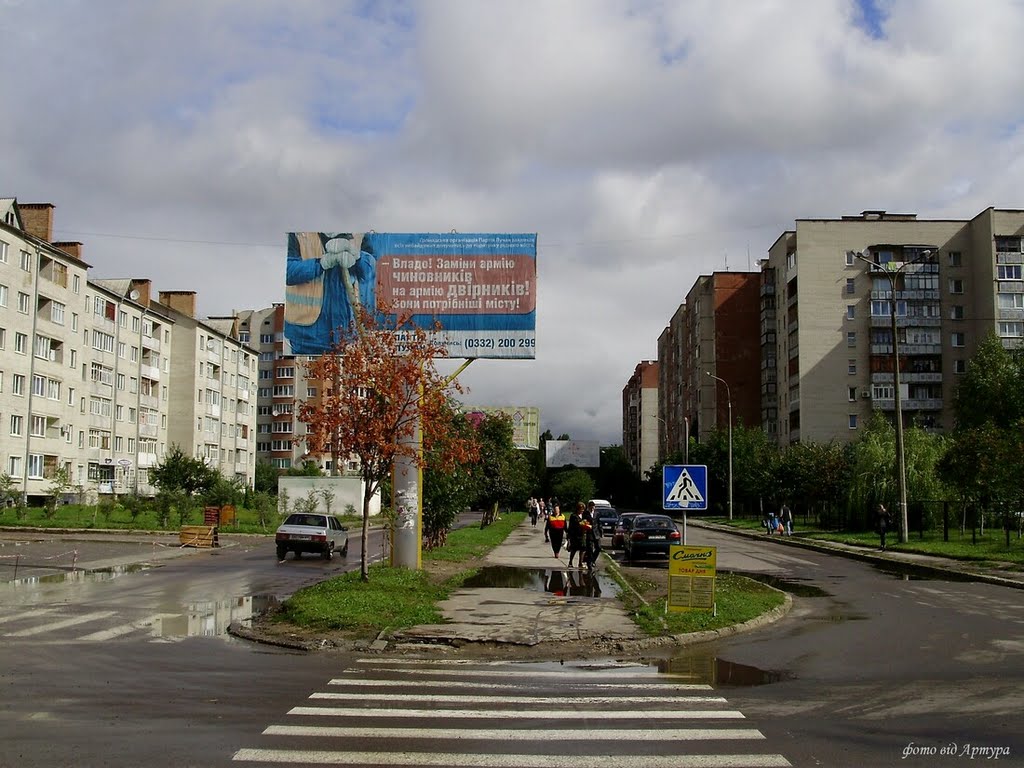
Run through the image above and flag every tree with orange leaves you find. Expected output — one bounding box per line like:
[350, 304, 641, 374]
[297, 305, 477, 581]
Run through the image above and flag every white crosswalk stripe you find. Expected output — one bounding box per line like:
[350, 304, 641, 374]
[232, 658, 792, 766]
[5, 610, 117, 637]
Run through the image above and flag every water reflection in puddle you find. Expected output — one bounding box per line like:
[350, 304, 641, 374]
[738, 572, 831, 597]
[461, 566, 620, 597]
[657, 654, 790, 686]
[7, 562, 150, 585]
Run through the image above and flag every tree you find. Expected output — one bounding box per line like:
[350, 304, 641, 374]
[44, 466, 72, 519]
[422, 401, 480, 548]
[0, 472, 20, 511]
[297, 305, 476, 581]
[470, 412, 531, 525]
[253, 459, 280, 495]
[549, 468, 595, 510]
[151, 445, 218, 497]
[953, 335, 1024, 430]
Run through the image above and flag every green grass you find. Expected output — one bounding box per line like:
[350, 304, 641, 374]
[0, 503, 361, 535]
[277, 564, 458, 632]
[277, 512, 526, 634]
[615, 570, 786, 637]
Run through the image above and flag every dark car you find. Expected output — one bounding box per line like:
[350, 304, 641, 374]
[610, 512, 644, 549]
[593, 506, 620, 537]
[275, 513, 349, 561]
[623, 514, 681, 563]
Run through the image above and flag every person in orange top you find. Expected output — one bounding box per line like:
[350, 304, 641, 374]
[545, 503, 566, 558]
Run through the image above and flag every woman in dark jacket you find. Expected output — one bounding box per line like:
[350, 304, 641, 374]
[583, 502, 602, 569]
[566, 502, 585, 567]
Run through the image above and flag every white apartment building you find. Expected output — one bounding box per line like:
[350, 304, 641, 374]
[158, 291, 257, 485]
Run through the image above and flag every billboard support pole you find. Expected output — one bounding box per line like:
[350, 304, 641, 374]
[392, 380, 422, 570]
[443, 358, 474, 385]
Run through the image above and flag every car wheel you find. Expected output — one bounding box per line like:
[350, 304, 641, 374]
[340, 540, 349, 557]
[323, 542, 334, 561]
[276, 544, 287, 561]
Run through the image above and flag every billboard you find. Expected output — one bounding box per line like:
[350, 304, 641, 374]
[463, 406, 540, 450]
[284, 232, 537, 359]
[545, 440, 601, 468]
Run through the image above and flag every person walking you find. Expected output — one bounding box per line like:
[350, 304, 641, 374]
[780, 503, 793, 536]
[539, 498, 548, 540]
[566, 502, 585, 567]
[766, 509, 778, 536]
[584, 502, 602, 569]
[528, 497, 539, 527]
[876, 503, 891, 549]
[546, 504, 566, 558]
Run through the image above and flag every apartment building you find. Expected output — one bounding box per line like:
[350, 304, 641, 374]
[621, 361, 659, 477]
[158, 291, 257, 484]
[762, 208, 1024, 446]
[655, 272, 761, 460]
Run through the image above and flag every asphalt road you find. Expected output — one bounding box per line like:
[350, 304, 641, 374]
[1, 524, 1021, 767]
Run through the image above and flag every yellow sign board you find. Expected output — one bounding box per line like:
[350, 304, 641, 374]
[667, 545, 717, 612]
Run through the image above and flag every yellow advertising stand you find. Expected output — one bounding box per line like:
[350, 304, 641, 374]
[667, 545, 717, 614]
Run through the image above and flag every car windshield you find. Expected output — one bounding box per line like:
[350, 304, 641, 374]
[285, 514, 326, 528]
[596, 509, 618, 519]
[637, 517, 673, 529]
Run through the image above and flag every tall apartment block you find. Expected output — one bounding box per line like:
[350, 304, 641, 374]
[762, 208, 1024, 445]
[621, 361, 659, 477]
[656, 272, 761, 460]
[0, 198, 258, 502]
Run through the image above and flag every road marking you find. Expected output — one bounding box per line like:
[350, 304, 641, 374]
[289, 706, 745, 720]
[0, 608, 56, 625]
[349, 664, 696, 679]
[328, 677, 712, 691]
[308, 692, 727, 705]
[5, 611, 117, 637]
[232, 749, 790, 766]
[263, 725, 765, 741]
[77, 613, 180, 641]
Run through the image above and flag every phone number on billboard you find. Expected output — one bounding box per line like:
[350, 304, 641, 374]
[465, 338, 535, 350]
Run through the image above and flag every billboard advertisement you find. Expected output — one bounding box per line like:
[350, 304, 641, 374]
[545, 439, 601, 468]
[284, 232, 537, 359]
[463, 406, 540, 450]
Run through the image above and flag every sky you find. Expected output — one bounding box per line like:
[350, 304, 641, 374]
[3, 0, 1024, 445]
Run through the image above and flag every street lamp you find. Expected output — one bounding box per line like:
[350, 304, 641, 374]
[705, 371, 733, 521]
[851, 248, 934, 544]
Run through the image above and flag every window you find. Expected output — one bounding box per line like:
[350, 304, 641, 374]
[306, 386, 317, 397]
[8, 456, 22, 477]
[30, 415, 46, 437]
[91, 363, 114, 385]
[847, 332, 856, 347]
[128, 438, 136, 453]
[12, 374, 24, 396]
[272, 421, 293, 433]
[997, 265, 1023, 281]
[92, 330, 115, 352]
[948, 251, 962, 267]
[116, 373, 125, 390]
[260, 333, 274, 343]
[17, 292, 29, 313]
[93, 296, 116, 321]
[88, 429, 111, 450]
[949, 279, 964, 294]
[0, 328, 6, 350]
[998, 321, 1023, 337]
[114, 436, 124, 452]
[848, 414, 858, 430]
[71, 313, 78, 331]
[845, 278, 855, 295]
[848, 359, 857, 375]
[32, 375, 46, 396]
[848, 387, 857, 402]
[47, 379, 59, 400]
[10, 415, 22, 436]
[14, 332, 26, 354]
[51, 301, 65, 325]
[277, 366, 295, 379]
[20, 250, 31, 271]
[118, 342, 126, 359]
[119, 310, 128, 327]
[0, 284, 7, 307]
[846, 305, 855, 320]
[845, 251, 855, 266]
[73, 274, 80, 293]
[273, 385, 294, 397]
[0, 241, 6, 263]
[33, 335, 52, 360]
[954, 359, 966, 374]
[951, 332, 965, 347]
[950, 305, 965, 320]
[27, 454, 44, 479]
[116, 405, 124, 421]
[132, 315, 141, 332]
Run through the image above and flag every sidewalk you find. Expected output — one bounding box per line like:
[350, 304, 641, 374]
[395, 518, 645, 647]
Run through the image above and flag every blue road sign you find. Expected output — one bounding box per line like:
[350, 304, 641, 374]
[663, 465, 708, 511]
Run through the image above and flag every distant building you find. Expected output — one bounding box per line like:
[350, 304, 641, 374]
[622, 361, 658, 477]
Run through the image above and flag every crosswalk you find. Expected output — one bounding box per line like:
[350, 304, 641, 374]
[233, 658, 791, 767]
[0, 604, 185, 643]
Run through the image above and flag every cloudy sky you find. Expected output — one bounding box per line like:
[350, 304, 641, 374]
[4, 0, 1024, 444]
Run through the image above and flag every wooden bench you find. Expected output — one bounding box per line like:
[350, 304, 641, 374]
[179, 525, 219, 548]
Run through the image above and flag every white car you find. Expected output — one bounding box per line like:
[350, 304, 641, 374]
[588, 499, 613, 508]
[275, 513, 349, 561]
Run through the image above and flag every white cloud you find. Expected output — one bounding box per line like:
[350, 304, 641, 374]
[3, 0, 1024, 443]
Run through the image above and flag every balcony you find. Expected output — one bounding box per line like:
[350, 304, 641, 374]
[140, 363, 160, 381]
[138, 452, 159, 468]
[141, 334, 161, 352]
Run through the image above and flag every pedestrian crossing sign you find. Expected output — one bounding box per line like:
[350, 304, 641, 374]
[663, 465, 708, 511]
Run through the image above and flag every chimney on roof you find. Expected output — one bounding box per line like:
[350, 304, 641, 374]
[19, 203, 55, 241]
[130, 279, 152, 307]
[52, 241, 83, 260]
[159, 290, 197, 318]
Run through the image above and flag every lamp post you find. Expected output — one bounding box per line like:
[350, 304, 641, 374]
[705, 371, 733, 521]
[851, 248, 933, 544]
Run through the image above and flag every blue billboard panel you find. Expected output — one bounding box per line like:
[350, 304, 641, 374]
[284, 232, 537, 359]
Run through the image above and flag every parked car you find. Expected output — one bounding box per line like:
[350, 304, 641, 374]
[623, 514, 681, 563]
[593, 506, 620, 537]
[275, 513, 349, 561]
[610, 512, 644, 549]
[588, 499, 613, 509]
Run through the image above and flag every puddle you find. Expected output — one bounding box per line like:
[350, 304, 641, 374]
[657, 653, 791, 686]
[461, 566, 619, 598]
[7, 562, 150, 586]
[871, 562, 977, 582]
[155, 594, 279, 638]
[739, 572, 831, 597]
